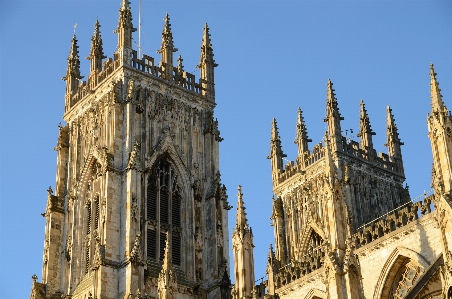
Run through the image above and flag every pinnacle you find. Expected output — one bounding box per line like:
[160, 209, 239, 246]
[203, 23, 211, 46]
[271, 118, 280, 140]
[177, 55, 184, 71]
[429, 63, 446, 112]
[235, 185, 248, 231]
[121, 0, 130, 9]
[162, 231, 172, 270]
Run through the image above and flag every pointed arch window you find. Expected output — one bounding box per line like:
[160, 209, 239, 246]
[146, 157, 182, 266]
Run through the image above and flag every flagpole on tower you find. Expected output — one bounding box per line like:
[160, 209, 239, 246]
[138, 0, 142, 58]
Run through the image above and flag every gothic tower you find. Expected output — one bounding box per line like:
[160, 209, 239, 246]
[264, 78, 411, 298]
[30, 1, 230, 298]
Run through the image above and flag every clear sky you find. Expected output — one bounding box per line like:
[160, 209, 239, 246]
[1, 1, 451, 298]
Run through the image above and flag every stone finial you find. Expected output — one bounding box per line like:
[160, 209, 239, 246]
[357, 99, 376, 151]
[429, 63, 447, 113]
[294, 107, 312, 158]
[87, 20, 106, 73]
[32, 274, 38, 283]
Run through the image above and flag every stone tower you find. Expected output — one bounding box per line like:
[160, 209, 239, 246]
[30, 1, 231, 298]
[264, 79, 413, 298]
[232, 186, 256, 299]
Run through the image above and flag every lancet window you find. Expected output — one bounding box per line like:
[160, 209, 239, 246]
[84, 191, 100, 274]
[146, 157, 182, 266]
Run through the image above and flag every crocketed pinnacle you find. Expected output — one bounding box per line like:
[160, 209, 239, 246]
[177, 55, 184, 73]
[159, 13, 177, 53]
[199, 23, 217, 66]
[267, 244, 276, 263]
[115, 0, 136, 49]
[357, 99, 375, 150]
[430, 63, 447, 113]
[87, 20, 106, 71]
[162, 231, 172, 271]
[235, 185, 249, 232]
[63, 35, 83, 81]
[385, 106, 403, 158]
[294, 107, 312, 155]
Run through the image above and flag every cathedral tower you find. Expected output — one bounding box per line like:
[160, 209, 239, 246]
[262, 78, 412, 299]
[31, 2, 230, 298]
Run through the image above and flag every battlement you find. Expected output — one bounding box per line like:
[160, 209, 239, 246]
[64, 6, 215, 112]
[275, 244, 326, 288]
[340, 137, 402, 174]
[353, 192, 434, 249]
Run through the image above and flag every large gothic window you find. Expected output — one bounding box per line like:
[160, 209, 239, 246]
[146, 157, 182, 266]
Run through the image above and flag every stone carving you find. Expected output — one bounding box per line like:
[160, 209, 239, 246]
[91, 237, 104, 270]
[129, 234, 143, 265]
[127, 141, 141, 171]
[131, 193, 138, 221]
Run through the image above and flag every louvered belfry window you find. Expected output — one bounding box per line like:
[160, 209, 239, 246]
[146, 157, 182, 266]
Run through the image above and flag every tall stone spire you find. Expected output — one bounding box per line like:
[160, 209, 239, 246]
[268, 118, 286, 185]
[324, 79, 344, 151]
[385, 106, 404, 174]
[87, 20, 106, 73]
[294, 107, 312, 164]
[232, 186, 255, 299]
[198, 23, 218, 100]
[114, 0, 136, 51]
[430, 63, 447, 113]
[158, 232, 176, 299]
[158, 13, 177, 80]
[62, 35, 83, 111]
[357, 99, 376, 152]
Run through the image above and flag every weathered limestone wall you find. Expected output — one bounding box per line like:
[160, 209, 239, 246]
[355, 212, 441, 299]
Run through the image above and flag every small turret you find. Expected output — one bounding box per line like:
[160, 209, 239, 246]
[385, 106, 404, 175]
[87, 20, 106, 74]
[198, 23, 218, 100]
[294, 107, 312, 165]
[324, 79, 344, 151]
[157, 13, 177, 80]
[430, 63, 447, 113]
[357, 100, 376, 152]
[232, 186, 255, 299]
[62, 35, 83, 111]
[268, 118, 287, 185]
[114, 0, 136, 58]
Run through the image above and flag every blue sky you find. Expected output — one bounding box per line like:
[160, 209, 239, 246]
[1, 1, 451, 297]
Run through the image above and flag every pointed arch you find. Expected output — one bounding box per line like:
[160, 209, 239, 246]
[303, 288, 326, 299]
[145, 133, 192, 271]
[373, 247, 430, 299]
[298, 223, 326, 258]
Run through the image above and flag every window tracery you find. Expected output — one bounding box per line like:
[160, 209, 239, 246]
[146, 157, 182, 266]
